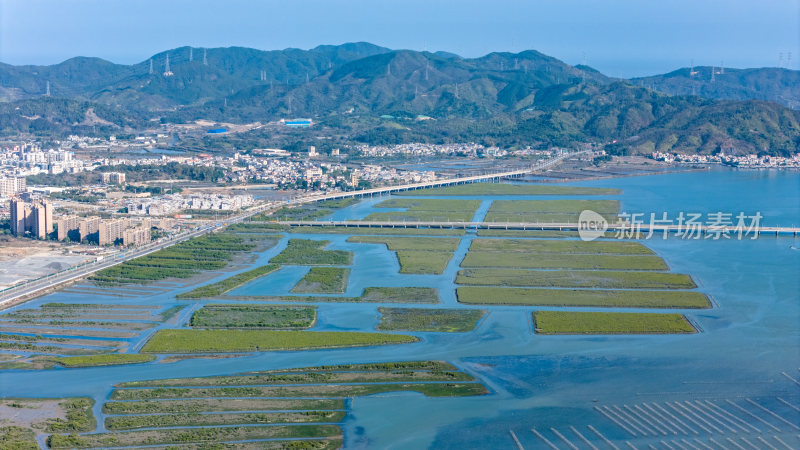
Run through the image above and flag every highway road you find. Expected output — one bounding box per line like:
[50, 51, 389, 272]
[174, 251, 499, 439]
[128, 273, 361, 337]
[0, 151, 583, 308]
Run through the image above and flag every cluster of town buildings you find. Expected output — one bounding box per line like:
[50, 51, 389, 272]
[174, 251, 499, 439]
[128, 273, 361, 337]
[0, 144, 84, 176]
[651, 151, 800, 168]
[127, 193, 254, 216]
[356, 143, 492, 158]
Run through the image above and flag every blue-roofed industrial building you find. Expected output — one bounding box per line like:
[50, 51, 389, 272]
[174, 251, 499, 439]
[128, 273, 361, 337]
[283, 119, 312, 128]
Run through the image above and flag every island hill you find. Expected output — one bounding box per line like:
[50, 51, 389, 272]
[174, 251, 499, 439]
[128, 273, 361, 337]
[1, 42, 798, 156]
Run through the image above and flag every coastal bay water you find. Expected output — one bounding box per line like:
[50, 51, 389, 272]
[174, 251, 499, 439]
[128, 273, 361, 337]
[0, 168, 797, 448]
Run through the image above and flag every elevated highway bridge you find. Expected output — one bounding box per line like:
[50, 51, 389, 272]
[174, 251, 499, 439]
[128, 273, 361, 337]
[278, 220, 800, 237]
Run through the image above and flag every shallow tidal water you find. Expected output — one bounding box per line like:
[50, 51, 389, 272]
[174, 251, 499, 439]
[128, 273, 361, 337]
[0, 168, 798, 449]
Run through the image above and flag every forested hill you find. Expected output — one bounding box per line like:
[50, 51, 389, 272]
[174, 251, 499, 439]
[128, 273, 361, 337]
[1, 43, 798, 156]
[632, 67, 800, 110]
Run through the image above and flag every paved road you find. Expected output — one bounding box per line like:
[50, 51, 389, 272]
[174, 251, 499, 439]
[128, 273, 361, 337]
[0, 152, 583, 307]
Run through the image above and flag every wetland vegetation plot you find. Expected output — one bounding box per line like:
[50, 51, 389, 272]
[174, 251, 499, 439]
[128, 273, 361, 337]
[378, 307, 486, 332]
[291, 267, 350, 293]
[230, 286, 440, 303]
[364, 198, 481, 222]
[190, 304, 316, 329]
[533, 310, 697, 334]
[89, 233, 255, 285]
[457, 287, 710, 308]
[485, 199, 620, 223]
[460, 251, 668, 270]
[140, 329, 418, 353]
[53, 354, 156, 368]
[456, 268, 698, 289]
[60, 361, 485, 449]
[269, 239, 352, 265]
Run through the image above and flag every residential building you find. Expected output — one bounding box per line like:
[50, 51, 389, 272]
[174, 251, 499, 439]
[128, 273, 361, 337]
[123, 226, 151, 247]
[0, 176, 26, 197]
[56, 215, 81, 241]
[102, 172, 126, 184]
[9, 198, 27, 235]
[98, 218, 129, 245]
[79, 217, 102, 242]
[8, 198, 52, 238]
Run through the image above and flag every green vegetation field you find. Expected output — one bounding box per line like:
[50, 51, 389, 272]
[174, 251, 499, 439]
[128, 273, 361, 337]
[484, 199, 619, 223]
[0, 426, 37, 450]
[270, 239, 352, 265]
[47, 425, 341, 449]
[364, 198, 480, 222]
[456, 268, 697, 289]
[110, 383, 487, 401]
[396, 251, 454, 274]
[105, 411, 346, 430]
[103, 398, 345, 414]
[52, 354, 156, 368]
[141, 329, 418, 353]
[42, 398, 96, 433]
[457, 287, 710, 308]
[177, 264, 280, 299]
[461, 252, 668, 270]
[230, 287, 440, 304]
[401, 183, 620, 196]
[291, 267, 350, 293]
[190, 305, 316, 329]
[360, 287, 439, 303]
[89, 234, 254, 285]
[73, 359, 486, 449]
[533, 311, 697, 334]
[378, 308, 485, 332]
[469, 238, 653, 254]
[117, 361, 463, 387]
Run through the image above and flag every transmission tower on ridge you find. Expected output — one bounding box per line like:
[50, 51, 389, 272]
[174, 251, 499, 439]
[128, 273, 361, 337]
[45, 81, 50, 96]
[163, 54, 174, 76]
[149, 59, 153, 75]
[189, 47, 193, 62]
[203, 48, 208, 66]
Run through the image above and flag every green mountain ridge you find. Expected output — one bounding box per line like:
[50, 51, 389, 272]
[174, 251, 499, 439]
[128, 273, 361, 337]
[0, 43, 798, 155]
[632, 67, 800, 110]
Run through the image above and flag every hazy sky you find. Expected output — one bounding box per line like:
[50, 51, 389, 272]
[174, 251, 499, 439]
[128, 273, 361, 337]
[1, 0, 798, 77]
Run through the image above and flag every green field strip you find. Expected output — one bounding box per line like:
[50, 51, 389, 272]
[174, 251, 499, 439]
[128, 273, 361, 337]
[457, 287, 711, 308]
[460, 252, 669, 270]
[269, 239, 352, 265]
[140, 329, 418, 353]
[190, 305, 316, 329]
[533, 311, 698, 334]
[456, 268, 697, 289]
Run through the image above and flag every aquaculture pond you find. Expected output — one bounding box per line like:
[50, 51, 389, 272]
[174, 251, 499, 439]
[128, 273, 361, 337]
[0, 168, 798, 449]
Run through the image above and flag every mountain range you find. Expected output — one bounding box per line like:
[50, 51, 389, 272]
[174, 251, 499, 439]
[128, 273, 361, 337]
[1, 42, 798, 156]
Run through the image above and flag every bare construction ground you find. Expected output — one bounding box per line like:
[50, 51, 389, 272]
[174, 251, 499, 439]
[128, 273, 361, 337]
[0, 238, 95, 290]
